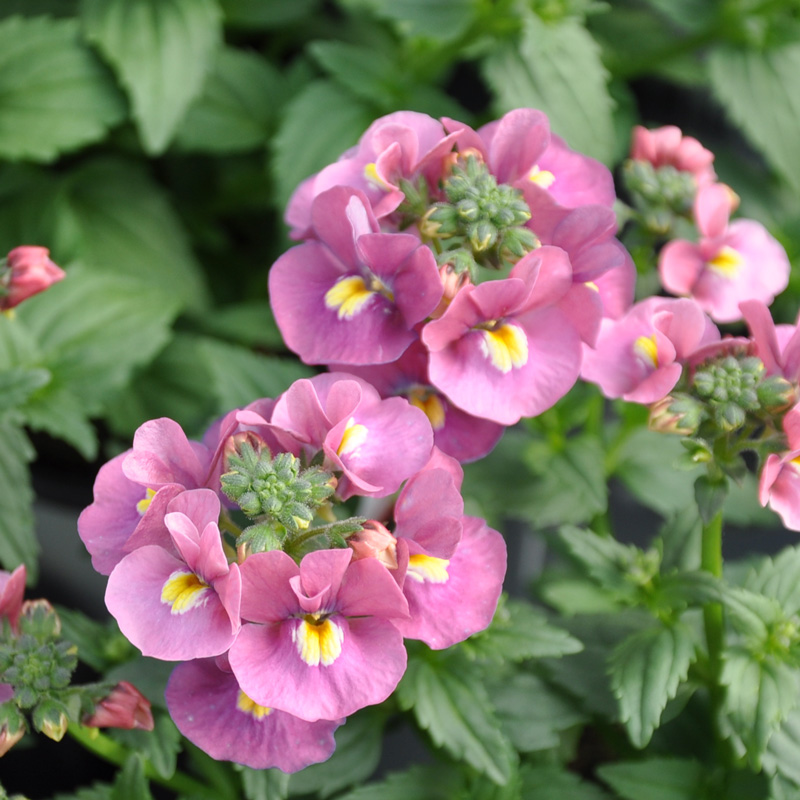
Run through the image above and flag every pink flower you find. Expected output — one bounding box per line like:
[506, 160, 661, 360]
[166, 657, 341, 772]
[759, 405, 800, 530]
[270, 187, 442, 366]
[630, 125, 716, 186]
[84, 681, 154, 731]
[0, 246, 65, 311]
[0, 564, 26, 633]
[659, 183, 790, 323]
[580, 297, 720, 404]
[422, 246, 582, 425]
[105, 489, 241, 661]
[740, 300, 800, 383]
[229, 548, 408, 722]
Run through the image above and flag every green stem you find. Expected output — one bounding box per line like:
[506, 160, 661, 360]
[700, 510, 727, 760]
[68, 723, 217, 798]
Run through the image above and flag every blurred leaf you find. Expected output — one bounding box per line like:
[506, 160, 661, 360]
[0, 366, 50, 416]
[657, 507, 702, 573]
[112, 714, 182, 782]
[336, 764, 464, 800]
[81, 0, 223, 153]
[239, 767, 289, 800]
[597, 758, 705, 800]
[56, 606, 136, 672]
[722, 648, 800, 767]
[175, 46, 280, 153]
[483, 13, 615, 163]
[0, 422, 37, 579]
[0, 15, 125, 162]
[271, 79, 374, 210]
[744, 546, 800, 616]
[198, 338, 315, 411]
[638, 0, 714, 29]
[287, 708, 384, 798]
[192, 301, 286, 350]
[53, 784, 113, 800]
[17, 268, 180, 414]
[488, 672, 585, 752]
[763, 706, 800, 786]
[709, 44, 800, 196]
[397, 657, 516, 785]
[770, 775, 800, 800]
[609, 620, 697, 748]
[364, 0, 478, 41]
[110, 754, 154, 800]
[520, 764, 612, 799]
[722, 472, 780, 527]
[219, 0, 319, 28]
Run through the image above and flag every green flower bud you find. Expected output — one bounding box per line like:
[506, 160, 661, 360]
[32, 698, 69, 741]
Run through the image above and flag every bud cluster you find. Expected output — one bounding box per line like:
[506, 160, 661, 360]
[623, 159, 697, 233]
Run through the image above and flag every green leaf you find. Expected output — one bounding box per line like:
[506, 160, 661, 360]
[110, 754, 154, 800]
[463, 597, 583, 662]
[597, 758, 705, 800]
[198, 338, 315, 411]
[0, 422, 37, 579]
[709, 44, 800, 195]
[483, 13, 615, 163]
[17, 268, 180, 414]
[488, 672, 585, 752]
[55, 606, 136, 672]
[397, 657, 516, 785]
[111, 714, 181, 781]
[770, 775, 800, 800]
[0, 16, 125, 162]
[520, 764, 612, 800]
[365, 0, 478, 41]
[523, 435, 608, 527]
[219, 0, 319, 28]
[694, 474, 729, 525]
[764, 707, 800, 786]
[52, 784, 113, 800]
[271, 79, 374, 210]
[744, 546, 800, 616]
[0, 366, 50, 416]
[175, 46, 280, 153]
[722, 648, 800, 766]
[238, 767, 289, 800]
[81, 0, 223, 153]
[336, 765, 465, 800]
[56, 158, 208, 311]
[609, 620, 697, 748]
[657, 507, 702, 572]
[287, 708, 384, 798]
[192, 301, 285, 350]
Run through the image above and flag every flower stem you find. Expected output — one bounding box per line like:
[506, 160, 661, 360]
[68, 723, 217, 798]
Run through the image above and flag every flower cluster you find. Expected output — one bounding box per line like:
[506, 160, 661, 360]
[270, 109, 634, 454]
[78, 373, 506, 772]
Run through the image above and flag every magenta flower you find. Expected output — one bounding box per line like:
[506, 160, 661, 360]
[422, 246, 582, 425]
[270, 187, 442, 366]
[331, 342, 504, 463]
[759, 405, 800, 530]
[0, 564, 26, 633]
[581, 297, 720, 404]
[630, 125, 716, 186]
[229, 548, 408, 722]
[105, 489, 241, 661]
[166, 657, 341, 772]
[285, 110, 459, 239]
[0, 246, 65, 311]
[741, 300, 800, 383]
[659, 183, 790, 323]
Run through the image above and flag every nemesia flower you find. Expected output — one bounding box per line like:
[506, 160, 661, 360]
[286, 110, 461, 239]
[630, 125, 716, 186]
[166, 657, 341, 772]
[270, 187, 442, 366]
[332, 342, 504, 463]
[659, 183, 790, 323]
[759, 405, 800, 530]
[740, 300, 800, 383]
[422, 245, 582, 425]
[0, 564, 26, 633]
[0, 246, 65, 311]
[105, 489, 241, 661]
[84, 681, 154, 731]
[580, 297, 720, 404]
[229, 548, 408, 722]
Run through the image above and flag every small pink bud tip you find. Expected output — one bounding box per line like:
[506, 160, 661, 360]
[0, 246, 65, 311]
[348, 520, 398, 569]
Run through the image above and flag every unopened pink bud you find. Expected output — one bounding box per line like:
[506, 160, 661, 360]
[84, 681, 154, 731]
[431, 264, 471, 319]
[0, 564, 26, 634]
[0, 246, 65, 311]
[348, 521, 398, 569]
[223, 431, 267, 471]
[0, 721, 25, 757]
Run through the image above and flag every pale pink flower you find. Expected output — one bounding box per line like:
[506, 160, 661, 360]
[630, 125, 716, 186]
[759, 405, 800, 530]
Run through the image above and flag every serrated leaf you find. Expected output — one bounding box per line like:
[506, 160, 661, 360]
[112, 714, 181, 781]
[336, 764, 464, 800]
[57, 158, 208, 310]
[720, 586, 783, 641]
[597, 758, 705, 800]
[520, 764, 612, 800]
[0, 16, 125, 162]
[366, 0, 477, 41]
[483, 13, 615, 163]
[198, 338, 315, 411]
[81, 0, 222, 153]
[764, 707, 800, 786]
[709, 44, 800, 195]
[488, 672, 585, 752]
[609, 621, 697, 748]
[770, 775, 800, 800]
[239, 767, 289, 800]
[175, 46, 280, 153]
[110, 754, 154, 800]
[271, 80, 374, 210]
[464, 597, 582, 662]
[0, 366, 50, 415]
[745, 546, 800, 616]
[396, 658, 516, 785]
[0, 422, 37, 579]
[722, 649, 800, 766]
[17, 268, 180, 414]
[287, 708, 383, 798]
[657, 507, 702, 572]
